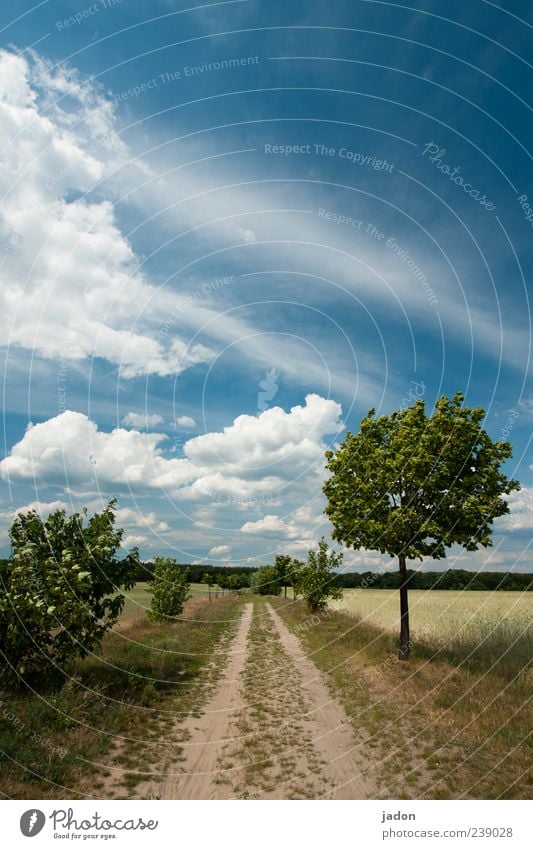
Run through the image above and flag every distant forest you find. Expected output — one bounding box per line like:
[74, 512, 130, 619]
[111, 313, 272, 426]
[4, 556, 527, 591]
[135, 561, 532, 591]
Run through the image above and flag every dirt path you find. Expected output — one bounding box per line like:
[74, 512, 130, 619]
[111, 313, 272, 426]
[214, 602, 377, 799]
[266, 603, 376, 799]
[145, 602, 253, 799]
[107, 600, 377, 799]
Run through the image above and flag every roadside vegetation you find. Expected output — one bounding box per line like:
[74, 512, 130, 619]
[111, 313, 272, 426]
[0, 593, 244, 799]
[272, 598, 532, 799]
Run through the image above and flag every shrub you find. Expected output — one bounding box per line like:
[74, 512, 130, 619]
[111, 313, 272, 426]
[250, 565, 281, 596]
[0, 500, 138, 683]
[297, 538, 343, 612]
[148, 558, 190, 621]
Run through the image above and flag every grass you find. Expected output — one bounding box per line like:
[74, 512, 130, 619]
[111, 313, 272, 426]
[331, 589, 532, 680]
[332, 589, 532, 641]
[272, 597, 532, 800]
[0, 592, 245, 799]
[119, 582, 212, 621]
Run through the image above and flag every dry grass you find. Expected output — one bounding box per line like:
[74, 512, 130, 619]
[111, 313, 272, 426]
[0, 595, 244, 799]
[331, 589, 532, 640]
[272, 598, 532, 800]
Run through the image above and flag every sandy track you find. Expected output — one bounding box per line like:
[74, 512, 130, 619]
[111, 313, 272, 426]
[266, 603, 376, 799]
[152, 601, 253, 799]
[109, 600, 376, 799]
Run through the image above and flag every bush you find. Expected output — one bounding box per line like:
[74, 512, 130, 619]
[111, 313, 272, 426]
[250, 565, 281, 596]
[0, 500, 138, 683]
[297, 538, 343, 612]
[148, 558, 190, 621]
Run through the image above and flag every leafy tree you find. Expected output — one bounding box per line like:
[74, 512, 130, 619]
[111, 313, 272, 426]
[324, 393, 520, 658]
[228, 573, 249, 592]
[217, 573, 229, 595]
[273, 554, 293, 597]
[148, 558, 190, 621]
[0, 501, 138, 682]
[287, 557, 304, 600]
[250, 565, 281, 596]
[297, 539, 343, 612]
[203, 572, 215, 601]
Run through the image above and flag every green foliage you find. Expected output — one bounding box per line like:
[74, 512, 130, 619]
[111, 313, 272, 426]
[324, 393, 519, 561]
[297, 538, 343, 612]
[227, 573, 249, 591]
[323, 392, 520, 656]
[328, 569, 532, 591]
[250, 565, 281, 596]
[273, 554, 293, 586]
[0, 500, 138, 683]
[148, 557, 190, 621]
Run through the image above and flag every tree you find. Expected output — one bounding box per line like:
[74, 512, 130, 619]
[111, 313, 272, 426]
[273, 554, 293, 597]
[0, 501, 138, 682]
[297, 538, 343, 612]
[203, 572, 215, 600]
[250, 565, 281, 596]
[323, 393, 520, 658]
[148, 558, 190, 622]
[286, 557, 304, 600]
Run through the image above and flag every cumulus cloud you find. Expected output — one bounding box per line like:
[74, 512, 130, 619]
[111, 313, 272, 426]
[122, 412, 164, 428]
[240, 514, 300, 538]
[0, 411, 195, 489]
[176, 416, 196, 428]
[500, 487, 533, 530]
[0, 48, 213, 378]
[208, 544, 231, 556]
[115, 506, 170, 533]
[182, 393, 343, 498]
[0, 395, 343, 504]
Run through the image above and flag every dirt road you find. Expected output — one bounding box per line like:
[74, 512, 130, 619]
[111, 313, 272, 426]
[109, 600, 377, 799]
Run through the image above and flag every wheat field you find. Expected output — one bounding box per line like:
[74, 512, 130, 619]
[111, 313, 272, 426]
[331, 589, 532, 642]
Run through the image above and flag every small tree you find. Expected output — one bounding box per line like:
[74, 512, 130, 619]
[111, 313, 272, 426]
[273, 554, 293, 597]
[0, 500, 138, 682]
[148, 558, 190, 622]
[298, 538, 343, 612]
[324, 393, 520, 658]
[250, 565, 281, 596]
[203, 572, 215, 600]
[288, 558, 304, 600]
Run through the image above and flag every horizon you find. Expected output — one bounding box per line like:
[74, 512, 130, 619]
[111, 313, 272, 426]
[0, 1, 531, 572]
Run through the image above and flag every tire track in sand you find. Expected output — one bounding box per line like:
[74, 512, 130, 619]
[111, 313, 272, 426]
[266, 602, 377, 799]
[143, 602, 253, 799]
[218, 602, 377, 799]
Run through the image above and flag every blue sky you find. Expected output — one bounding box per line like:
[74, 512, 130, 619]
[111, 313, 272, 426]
[0, 0, 531, 571]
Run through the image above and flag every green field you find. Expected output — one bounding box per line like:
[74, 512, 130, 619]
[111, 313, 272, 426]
[120, 582, 223, 621]
[331, 588, 532, 639]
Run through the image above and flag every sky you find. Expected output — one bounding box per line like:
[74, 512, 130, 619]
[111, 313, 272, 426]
[0, 0, 531, 572]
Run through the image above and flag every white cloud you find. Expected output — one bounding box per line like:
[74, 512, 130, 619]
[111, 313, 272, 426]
[240, 514, 300, 539]
[500, 487, 533, 530]
[0, 48, 214, 379]
[0, 410, 195, 489]
[115, 506, 170, 533]
[122, 412, 164, 428]
[0, 395, 343, 504]
[176, 415, 196, 428]
[122, 533, 149, 549]
[208, 544, 231, 556]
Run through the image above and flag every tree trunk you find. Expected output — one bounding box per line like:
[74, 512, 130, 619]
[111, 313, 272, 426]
[398, 553, 410, 660]
[208, 586, 211, 601]
[284, 585, 287, 598]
